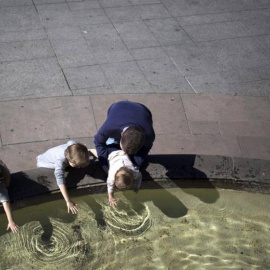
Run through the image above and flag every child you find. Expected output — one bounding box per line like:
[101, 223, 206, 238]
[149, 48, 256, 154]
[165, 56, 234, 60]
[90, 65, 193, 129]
[37, 140, 89, 214]
[0, 160, 19, 233]
[106, 150, 142, 207]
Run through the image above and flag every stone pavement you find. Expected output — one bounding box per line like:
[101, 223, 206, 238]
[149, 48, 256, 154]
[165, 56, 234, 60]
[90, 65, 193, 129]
[0, 0, 270, 173]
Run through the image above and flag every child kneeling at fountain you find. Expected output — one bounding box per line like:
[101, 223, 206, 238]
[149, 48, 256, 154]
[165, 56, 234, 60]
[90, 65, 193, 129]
[0, 160, 19, 233]
[107, 150, 142, 207]
[36, 140, 90, 214]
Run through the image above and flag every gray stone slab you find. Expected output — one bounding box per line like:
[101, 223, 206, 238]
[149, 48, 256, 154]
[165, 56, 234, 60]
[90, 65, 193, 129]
[72, 8, 110, 26]
[0, 6, 43, 31]
[98, 0, 131, 8]
[185, 65, 270, 96]
[63, 65, 110, 90]
[0, 58, 70, 100]
[189, 121, 220, 135]
[101, 61, 146, 86]
[112, 82, 155, 94]
[50, 39, 97, 68]
[81, 23, 123, 48]
[144, 18, 193, 46]
[81, 23, 133, 63]
[201, 37, 270, 71]
[129, 0, 161, 4]
[131, 47, 167, 60]
[232, 156, 270, 183]
[72, 86, 112, 95]
[46, 26, 84, 40]
[185, 73, 236, 95]
[34, 0, 64, 4]
[0, 0, 33, 8]
[219, 121, 270, 137]
[182, 18, 270, 42]
[176, 9, 270, 26]
[137, 58, 194, 93]
[114, 21, 160, 49]
[37, 5, 77, 28]
[237, 136, 270, 160]
[67, 0, 100, 10]
[166, 43, 222, 76]
[0, 39, 54, 61]
[91, 46, 133, 64]
[0, 96, 96, 145]
[162, 0, 262, 17]
[0, 29, 47, 43]
[105, 4, 171, 22]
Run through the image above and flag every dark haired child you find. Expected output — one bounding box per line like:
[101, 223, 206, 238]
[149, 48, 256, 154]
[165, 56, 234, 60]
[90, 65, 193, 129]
[37, 140, 89, 214]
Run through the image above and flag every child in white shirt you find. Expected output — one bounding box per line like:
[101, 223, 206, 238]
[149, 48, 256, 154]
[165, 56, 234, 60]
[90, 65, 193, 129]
[37, 140, 89, 214]
[106, 150, 142, 207]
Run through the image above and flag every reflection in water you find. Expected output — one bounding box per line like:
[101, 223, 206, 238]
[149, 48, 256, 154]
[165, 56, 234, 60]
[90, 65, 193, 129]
[0, 188, 270, 269]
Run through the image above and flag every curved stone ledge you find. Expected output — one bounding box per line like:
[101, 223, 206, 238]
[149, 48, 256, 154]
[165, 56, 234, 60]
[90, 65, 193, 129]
[1, 154, 270, 212]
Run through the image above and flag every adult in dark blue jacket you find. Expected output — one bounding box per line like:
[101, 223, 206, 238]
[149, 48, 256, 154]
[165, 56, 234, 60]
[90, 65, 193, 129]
[94, 101, 155, 171]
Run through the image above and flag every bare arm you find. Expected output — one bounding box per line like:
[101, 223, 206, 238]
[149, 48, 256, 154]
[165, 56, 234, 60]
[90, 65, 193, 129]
[3, 202, 19, 233]
[59, 184, 78, 214]
[108, 192, 117, 207]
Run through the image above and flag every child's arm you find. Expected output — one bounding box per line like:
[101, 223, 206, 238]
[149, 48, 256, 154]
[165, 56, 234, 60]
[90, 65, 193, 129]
[107, 181, 117, 207]
[3, 202, 19, 233]
[59, 185, 78, 214]
[55, 160, 78, 214]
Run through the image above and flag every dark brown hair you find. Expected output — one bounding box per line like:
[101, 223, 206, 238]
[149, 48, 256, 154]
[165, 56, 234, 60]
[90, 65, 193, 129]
[65, 143, 89, 168]
[0, 160, 11, 187]
[120, 126, 145, 155]
[115, 167, 134, 190]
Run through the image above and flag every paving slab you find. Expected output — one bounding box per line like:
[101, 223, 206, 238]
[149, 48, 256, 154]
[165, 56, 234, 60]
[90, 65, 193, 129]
[114, 21, 160, 49]
[0, 39, 54, 61]
[0, 29, 47, 43]
[238, 137, 270, 160]
[50, 39, 97, 68]
[188, 121, 220, 135]
[63, 65, 110, 90]
[0, 58, 70, 100]
[0, 97, 96, 145]
[145, 18, 193, 46]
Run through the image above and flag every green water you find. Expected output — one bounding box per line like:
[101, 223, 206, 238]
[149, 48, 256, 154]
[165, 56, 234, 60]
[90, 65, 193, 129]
[0, 188, 270, 270]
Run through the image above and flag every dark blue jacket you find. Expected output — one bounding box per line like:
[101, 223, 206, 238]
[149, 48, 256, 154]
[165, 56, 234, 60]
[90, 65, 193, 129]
[94, 101, 155, 168]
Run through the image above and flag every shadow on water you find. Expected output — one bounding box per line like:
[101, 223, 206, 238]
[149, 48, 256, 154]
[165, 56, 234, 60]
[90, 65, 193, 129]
[124, 154, 220, 218]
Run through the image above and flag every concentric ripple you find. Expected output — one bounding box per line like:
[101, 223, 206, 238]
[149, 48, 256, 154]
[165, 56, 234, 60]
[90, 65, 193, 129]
[1, 219, 91, 270]
[102, 198, 152, 237]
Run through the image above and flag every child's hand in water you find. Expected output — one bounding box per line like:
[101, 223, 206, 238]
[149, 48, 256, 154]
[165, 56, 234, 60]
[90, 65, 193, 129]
[7, 221, 19, 233]
[67, 201, 78, 214]
[108, 195, 117, 207]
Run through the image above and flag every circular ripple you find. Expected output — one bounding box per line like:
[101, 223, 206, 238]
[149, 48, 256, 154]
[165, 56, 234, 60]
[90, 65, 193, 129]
[103, 199, 152, 237]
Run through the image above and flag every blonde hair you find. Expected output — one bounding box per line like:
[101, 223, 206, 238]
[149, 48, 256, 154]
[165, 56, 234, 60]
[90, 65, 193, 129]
[65, 143, 89, 168]
[0, 160, 11, 187]
[115, 167, 134, 190]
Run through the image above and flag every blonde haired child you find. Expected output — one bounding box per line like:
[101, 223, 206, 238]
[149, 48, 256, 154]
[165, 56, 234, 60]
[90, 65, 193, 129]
[106, 150, 142, 207]
[0, 160, 19, 233]
[37, 140, 89, 214]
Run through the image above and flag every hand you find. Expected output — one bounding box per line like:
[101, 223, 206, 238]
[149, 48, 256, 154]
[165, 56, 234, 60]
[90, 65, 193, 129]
[108, 196, 117, 207]
[66, 201, 78, 214]
[7, 221, 19, 233]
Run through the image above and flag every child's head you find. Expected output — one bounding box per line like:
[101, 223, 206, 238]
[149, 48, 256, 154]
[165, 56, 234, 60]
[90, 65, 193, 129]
[115, 167, 134, 191]
[0, 160, 10, 187]
[65, 143, 89, 168]
[120, 126, 145, 155]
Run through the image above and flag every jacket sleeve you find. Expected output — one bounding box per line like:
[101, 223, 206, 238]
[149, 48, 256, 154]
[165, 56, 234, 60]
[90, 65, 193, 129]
[54, 159, 66, 186]
[94, 130, 109, 168]
[133, 171, 142, 191]
[132, 144, 152, 168]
